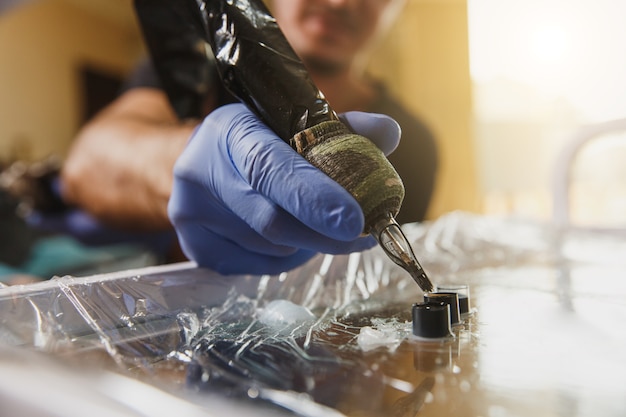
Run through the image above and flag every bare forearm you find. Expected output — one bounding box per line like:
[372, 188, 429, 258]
[61, 89, 196, 230]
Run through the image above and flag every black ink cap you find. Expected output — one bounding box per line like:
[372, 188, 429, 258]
[412, 302, 454, 339]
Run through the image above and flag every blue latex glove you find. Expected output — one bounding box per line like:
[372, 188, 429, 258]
[168, 103, 401, 275]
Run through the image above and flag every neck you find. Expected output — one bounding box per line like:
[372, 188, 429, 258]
[308, 65, 376, 114]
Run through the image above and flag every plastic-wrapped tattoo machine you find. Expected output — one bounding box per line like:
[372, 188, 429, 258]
[133, 0, 433, 292]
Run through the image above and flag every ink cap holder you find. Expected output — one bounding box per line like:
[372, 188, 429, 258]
[412, 286, 472, 339]
[411, 301, 454, 340]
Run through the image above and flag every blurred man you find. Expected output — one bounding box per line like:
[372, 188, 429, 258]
[60, 0, 438, 274]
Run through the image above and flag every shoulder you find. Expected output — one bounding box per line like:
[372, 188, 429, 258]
[122, 57, 237, 118]
[121, 58, 163, 92]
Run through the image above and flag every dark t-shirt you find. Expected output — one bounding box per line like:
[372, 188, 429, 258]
[125, 60, 438, 224]
[368, 83, 438, 224]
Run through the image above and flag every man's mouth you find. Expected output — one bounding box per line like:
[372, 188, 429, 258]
[302, 8, 360, 44]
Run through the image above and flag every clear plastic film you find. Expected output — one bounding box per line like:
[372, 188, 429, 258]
[2, 212, 626, 416]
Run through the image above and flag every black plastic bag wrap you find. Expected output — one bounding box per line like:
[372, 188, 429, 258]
[134, 0, 334, 138]
[133, 0, 214, 119]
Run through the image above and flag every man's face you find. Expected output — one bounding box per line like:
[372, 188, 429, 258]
[271, 0, 394, 73]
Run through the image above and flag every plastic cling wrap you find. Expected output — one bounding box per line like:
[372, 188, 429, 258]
[2, 212, 626, 416]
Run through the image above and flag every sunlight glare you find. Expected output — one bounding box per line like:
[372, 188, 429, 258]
[529, 25, 568, 64]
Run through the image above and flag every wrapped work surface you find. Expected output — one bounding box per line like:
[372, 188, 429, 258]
[1, 212, 626, 417]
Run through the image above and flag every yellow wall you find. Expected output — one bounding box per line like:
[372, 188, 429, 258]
[1, 0, 478, 218]
[0, 0, 144, 161]
[368, 0, 479, 218]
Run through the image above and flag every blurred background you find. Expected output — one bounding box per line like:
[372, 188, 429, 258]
[1, 0, 625, 228]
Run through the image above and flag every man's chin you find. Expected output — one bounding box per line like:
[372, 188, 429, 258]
[301, 54, 348, 76]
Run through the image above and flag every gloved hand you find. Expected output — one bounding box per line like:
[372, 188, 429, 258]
[168, 103, 401, 275]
